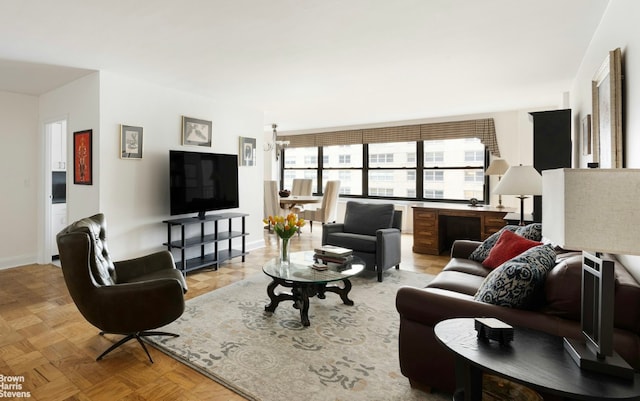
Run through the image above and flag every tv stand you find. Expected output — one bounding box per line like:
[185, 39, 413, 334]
[163, 212, 249, 275]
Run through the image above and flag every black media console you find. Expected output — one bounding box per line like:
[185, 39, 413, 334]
[163, 212, 249, 275]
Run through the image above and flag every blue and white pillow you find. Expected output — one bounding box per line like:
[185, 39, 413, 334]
[469, 223, 542, 263]
[473, 244, 556, 309]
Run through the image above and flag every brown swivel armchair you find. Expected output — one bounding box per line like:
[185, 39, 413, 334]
[56, 213, 187, 363]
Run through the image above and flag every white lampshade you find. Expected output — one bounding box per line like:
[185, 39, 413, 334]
[493, 165, 542, 196]
[485, 159, 510, 176]
[542, 168, 640, 255]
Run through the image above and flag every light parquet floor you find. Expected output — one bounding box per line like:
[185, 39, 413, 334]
[0, 229, 449, 401]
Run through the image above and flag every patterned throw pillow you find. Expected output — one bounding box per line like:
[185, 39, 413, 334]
[473, 244, 556, 309]
[515, 223, 542, 242]
[468, 223, 543, 263]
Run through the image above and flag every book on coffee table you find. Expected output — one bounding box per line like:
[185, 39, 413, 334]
[314, 245, 353, 258]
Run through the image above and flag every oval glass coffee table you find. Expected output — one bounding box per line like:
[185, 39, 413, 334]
[262, 251, 364, 327]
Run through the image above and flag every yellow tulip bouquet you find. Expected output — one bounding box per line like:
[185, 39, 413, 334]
[264, 213, 306, 265]
[264, 213, 306, 239]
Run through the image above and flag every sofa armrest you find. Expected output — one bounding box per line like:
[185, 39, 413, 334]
[321, 223, 344, 245]
[114, 250, 176, 281]
[376, 228, 401, 268]
[450, 239, 482, 259]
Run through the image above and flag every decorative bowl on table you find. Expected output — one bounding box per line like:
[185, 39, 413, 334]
[279, 190, 291, 198]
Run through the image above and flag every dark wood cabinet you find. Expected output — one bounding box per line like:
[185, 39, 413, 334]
[412, 203, 512, 255]
[530, 109, 572, 222]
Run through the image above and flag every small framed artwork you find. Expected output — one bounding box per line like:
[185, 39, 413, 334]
[582, 114, 591, 155]
[73, 129, 92, 185]
[239, 137, 256, 166]
[120, 124, 143, 159]
[182, 116, 212, 147]
[592, 48, 623, 168]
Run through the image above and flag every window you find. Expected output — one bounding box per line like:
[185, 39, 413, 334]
[369, 153, 394, 164]
[424, 171, 444, 182]
[465, 151, 484, 162]
[282, 146, 319, 191]
[424, 151, 444, 164]
[370, 188, 394, 196]
[282, 138, 486, 202]
[424, 189, 444, 199]
[422, 138, 485, 201]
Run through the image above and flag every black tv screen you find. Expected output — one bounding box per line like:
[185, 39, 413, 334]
[169, 150, 239, 218]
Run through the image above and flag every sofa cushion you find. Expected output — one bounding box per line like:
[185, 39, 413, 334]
[427, 270, 488, 296]
[473, 244, 556, 308]
[342, 202, 394, 236]
[469, 223, 543, 263]
[544, 253, 583, 320]
[325, 232, 377, 253]
[482, 230, 542, 269]
[443, 258, 491, 277]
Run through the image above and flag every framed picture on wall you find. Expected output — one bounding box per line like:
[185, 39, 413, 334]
[120, 124, 143, 159]
[182, 116, 212, 147]
[592, 48, 623, 168]
[239, 136, 256, 166]
[73, 129, 92, 185]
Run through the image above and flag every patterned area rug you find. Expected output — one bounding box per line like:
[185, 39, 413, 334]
[147, 269, 450, 401]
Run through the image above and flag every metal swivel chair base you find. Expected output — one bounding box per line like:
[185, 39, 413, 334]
[97, 330, 179, 363]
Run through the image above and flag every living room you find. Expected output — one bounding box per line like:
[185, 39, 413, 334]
[1, 0, 640, 399]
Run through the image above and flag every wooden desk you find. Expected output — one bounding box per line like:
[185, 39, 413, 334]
[279, 195, 322, 210]
[435, 318, 640, 401]
[412, 203, 513, 255]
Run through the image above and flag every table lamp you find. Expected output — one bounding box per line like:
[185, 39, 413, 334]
[492, 165, 541, 225]
[542, 168, 640, 379]
[485, 159, 510, 208]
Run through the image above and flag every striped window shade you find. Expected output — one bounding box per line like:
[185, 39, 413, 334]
[279, 118, 500, 156]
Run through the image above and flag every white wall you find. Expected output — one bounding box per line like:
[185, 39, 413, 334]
[1, 70, 265, 269]
[0, 92, 39, 268]
[98, 71, 265, 260]
[571, 0, 640, 168]
[569, 0, 640, 267]
[37, 73, 101, 265]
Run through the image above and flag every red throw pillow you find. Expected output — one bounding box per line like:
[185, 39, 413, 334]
[482, 229, 542, 269]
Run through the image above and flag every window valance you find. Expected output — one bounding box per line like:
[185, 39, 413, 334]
[280, 118, 500, 156]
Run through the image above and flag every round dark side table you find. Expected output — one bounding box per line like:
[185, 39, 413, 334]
[434, 318, 640, 401]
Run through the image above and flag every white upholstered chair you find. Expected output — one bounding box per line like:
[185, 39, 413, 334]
[264, 180, 285, 230]
[291, 178, 313, 196]
[298, 180, 340, 232]
[290, 178, 313, 214]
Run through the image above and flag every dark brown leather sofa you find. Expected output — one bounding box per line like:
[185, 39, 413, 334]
[396, 239, 640, 393]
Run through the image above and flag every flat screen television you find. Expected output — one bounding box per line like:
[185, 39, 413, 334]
[169, 150, 239, 218]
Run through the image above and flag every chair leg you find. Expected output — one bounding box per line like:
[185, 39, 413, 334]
[377, 269, 383, 282]
[97, 331, 179, 363]
[395, 264, 400, 270]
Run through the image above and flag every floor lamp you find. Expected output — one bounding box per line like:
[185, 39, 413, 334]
[492, 165, 541, 225]
[542, 168, 640, 379]
[485, 159, 510, 208]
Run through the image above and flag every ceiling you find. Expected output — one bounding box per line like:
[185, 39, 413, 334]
[0, 0, 609, 132]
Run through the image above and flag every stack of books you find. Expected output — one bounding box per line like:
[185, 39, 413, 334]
[312, 245, 354, 270]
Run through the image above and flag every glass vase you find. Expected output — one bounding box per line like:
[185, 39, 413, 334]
[280, 237, 290, 267]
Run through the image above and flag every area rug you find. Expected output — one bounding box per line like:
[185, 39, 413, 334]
[147, 269, 450, 401]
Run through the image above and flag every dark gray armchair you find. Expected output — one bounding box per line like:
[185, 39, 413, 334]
[322, 201, 402, 282]
[56, 213, 187, 363]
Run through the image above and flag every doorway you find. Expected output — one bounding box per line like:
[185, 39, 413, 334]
[43, 118, 68, 264]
